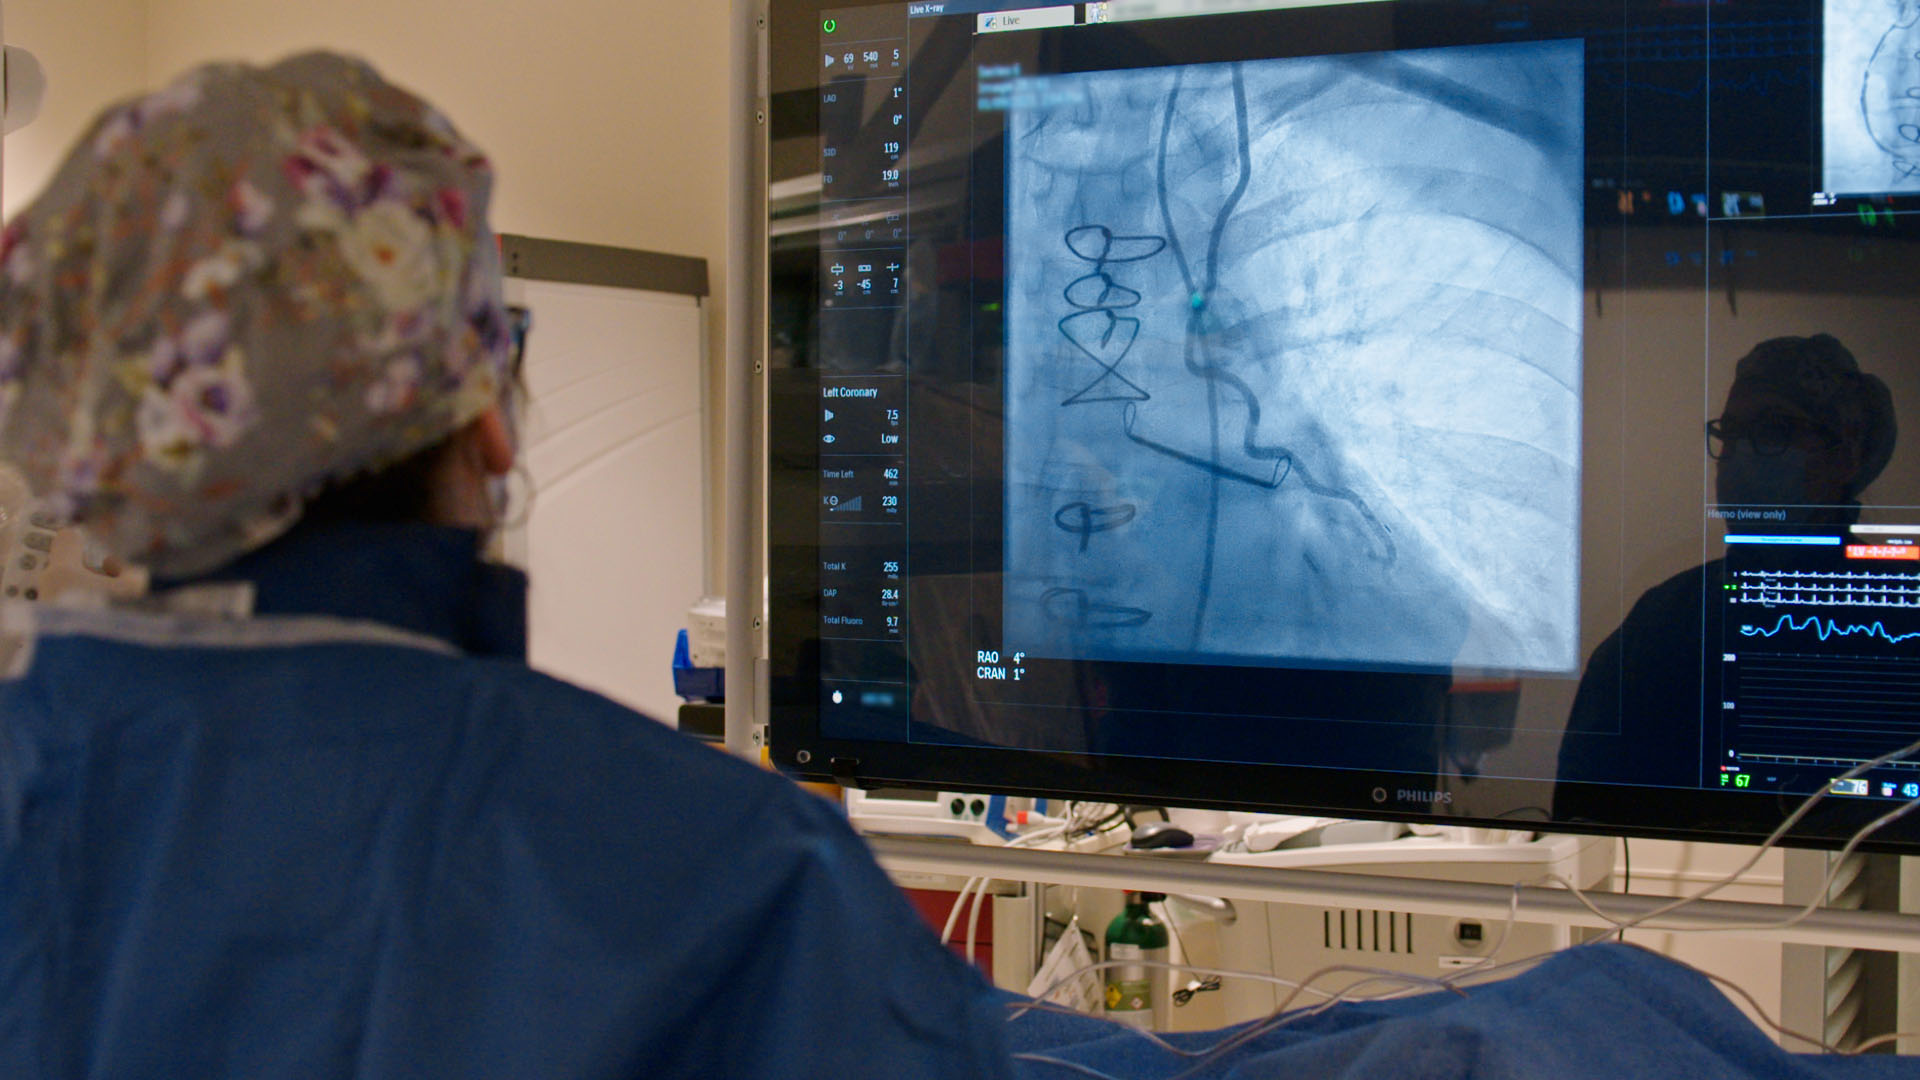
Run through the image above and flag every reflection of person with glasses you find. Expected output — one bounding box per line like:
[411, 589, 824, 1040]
[1557, 335, 1898, 796]
[1707, 334, 1896, 526]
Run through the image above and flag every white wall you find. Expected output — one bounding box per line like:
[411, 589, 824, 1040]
[135, 0, 734, 720]
[1619, 839, 1785, 1035]
[144, 0, 733, 565]
[6, 0, 733, 314]
[143, 1, 729, 282]
[3, 0, 733, 578]
[2, 0, 147, 219]
[503, 278, 708, 723]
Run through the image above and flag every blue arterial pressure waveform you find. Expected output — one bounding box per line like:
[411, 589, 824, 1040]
[1740, 613, 1920, 646]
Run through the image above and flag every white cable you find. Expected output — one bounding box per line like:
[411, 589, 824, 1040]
[1410, 740, 1920, 1056]
[1013, 885, 1880, 1070]
[1012, 956, 1444, 1064]
[941, 823, 1065, 948]
[1066, 802, 1119, 839]
[1653, 794, 1920, 934]
[1377, 737, 1920, 964]
[1009, 924, 1847, 1069]
[1433, 879, 1527, 983]
[1695, 965, 1854, 1054]
[1853, 1030, 1920, 1054]
[1014, 957, 1348, 1021]
[940, 876, 981, 947]
[1472, 733, 1920, 947]
[1008, 989, 1195, 1058]
[1003, 742, 1920, 1066]
[1610, 732, 1920, 935]
[1011, 824, 1068, 848]
[966, 877, 989, 968]
[1010, 946, 1854, 1076]
[1159, 960, 1465, 1080]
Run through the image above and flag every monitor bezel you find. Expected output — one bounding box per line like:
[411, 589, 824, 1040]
[762, 0, 1920, 854]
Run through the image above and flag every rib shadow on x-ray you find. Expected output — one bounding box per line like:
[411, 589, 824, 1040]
[1003, 40, 1584, 673]
[1824, 0, 1920, 194]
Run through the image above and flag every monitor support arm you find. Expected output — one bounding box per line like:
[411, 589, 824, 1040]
[725, 0, 771, 760]
[868, 836, 1920, 953]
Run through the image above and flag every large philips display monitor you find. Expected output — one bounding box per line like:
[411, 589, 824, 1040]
[765, 0, 1920, 849]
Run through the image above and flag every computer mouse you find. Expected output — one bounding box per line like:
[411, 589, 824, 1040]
[1130, 822, 1195, 849]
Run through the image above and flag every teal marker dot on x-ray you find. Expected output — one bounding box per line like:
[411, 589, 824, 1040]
[1190, 292, 1206, 310]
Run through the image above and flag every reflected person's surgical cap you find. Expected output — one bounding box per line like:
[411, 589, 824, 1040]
[1733, 334, 1897, 499]
[0, 51, 509, 578]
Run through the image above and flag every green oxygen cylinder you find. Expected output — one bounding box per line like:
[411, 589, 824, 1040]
[1103, 890, 1170, 1030]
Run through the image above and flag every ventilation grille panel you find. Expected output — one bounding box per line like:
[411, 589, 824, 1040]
[1324, 909, 1415, 953]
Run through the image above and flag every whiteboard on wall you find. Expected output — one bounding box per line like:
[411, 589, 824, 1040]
[502, 251, 708, 725]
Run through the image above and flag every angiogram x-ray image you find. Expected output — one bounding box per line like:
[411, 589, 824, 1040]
[1824, 0, 1920, 194]
[1003, 40, 1584, 674]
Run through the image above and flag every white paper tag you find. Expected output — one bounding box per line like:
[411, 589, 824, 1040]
[1028, 918, 1102, 1012]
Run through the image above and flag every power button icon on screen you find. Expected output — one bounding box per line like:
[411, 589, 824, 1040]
[1370, 787, 1388, 804]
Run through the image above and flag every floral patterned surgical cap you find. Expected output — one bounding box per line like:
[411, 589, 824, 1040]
[0, 52, 510, 577]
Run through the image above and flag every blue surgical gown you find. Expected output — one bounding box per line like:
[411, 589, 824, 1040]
[0, 523, 1014, 1079]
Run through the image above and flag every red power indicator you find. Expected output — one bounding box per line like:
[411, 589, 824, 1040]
[1845, 544, 1920, 560]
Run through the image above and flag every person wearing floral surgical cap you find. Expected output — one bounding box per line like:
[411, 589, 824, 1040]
[0, 57, 516, 577]
[0, 53, 1012, 1080]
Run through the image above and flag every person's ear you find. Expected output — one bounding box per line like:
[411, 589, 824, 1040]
[1812, 441, 1862, 502]
[473, 407, 514, 476]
